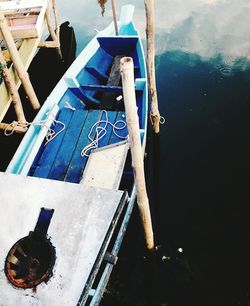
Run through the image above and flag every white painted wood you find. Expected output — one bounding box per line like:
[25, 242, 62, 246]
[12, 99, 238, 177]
[0, 172, 124, 306]
[119, 4, 134, 25]
[81, 141, 129, 190]
[0, 0, 45, 11]
[0, 0, 47, 39]
[64, 75, 80, 88]
[35, 0, 48, 37]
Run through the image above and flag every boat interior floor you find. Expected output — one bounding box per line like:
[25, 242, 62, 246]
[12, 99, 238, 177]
[29, 108, 128, 184]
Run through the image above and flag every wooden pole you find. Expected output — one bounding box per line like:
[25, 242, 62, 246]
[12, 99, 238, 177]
[51, 0, 61, 44]
[0, 122, 27, 134]
[44, 4, 62, 59]
[111, 0, 119, 36]
[0, 49, 26, 123]
[144, 0, 161, 134]
[120, 57, 154, 251]
[0, 11, 40, 110]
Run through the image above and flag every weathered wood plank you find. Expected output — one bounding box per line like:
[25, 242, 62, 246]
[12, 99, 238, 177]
[109, 111, 128, 144]
[98, 111, 117, 148]
[64, 110, 103, 183]
[32, 108, 74, 178]
[48, 109, 88, 181]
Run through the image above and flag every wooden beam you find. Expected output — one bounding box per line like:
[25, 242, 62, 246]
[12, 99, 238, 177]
[45, 4, 62, 59]
[0, 11, 40, 110]
[38, 40, 59, 48]
[0, 48, 26, 123]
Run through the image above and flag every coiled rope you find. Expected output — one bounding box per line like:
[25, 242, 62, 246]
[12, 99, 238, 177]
[81, 110, 127, 157]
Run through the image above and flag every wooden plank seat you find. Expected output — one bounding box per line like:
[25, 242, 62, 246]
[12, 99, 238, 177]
[64, 77, 100, 107]
[84, 48, 113, 82]
[30, 108, 128, 184]
[64, 77, 146, 109]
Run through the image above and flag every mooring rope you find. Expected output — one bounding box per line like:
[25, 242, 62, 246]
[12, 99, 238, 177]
[4, 114, 65, 146]
[81, 110, 127, 157]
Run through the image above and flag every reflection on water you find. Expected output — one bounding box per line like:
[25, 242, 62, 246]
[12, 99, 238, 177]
[57, 0, 250, 67]
[1, 1, 249, 305]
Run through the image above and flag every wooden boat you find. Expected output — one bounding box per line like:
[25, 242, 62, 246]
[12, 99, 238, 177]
[0, 5, 148, 305]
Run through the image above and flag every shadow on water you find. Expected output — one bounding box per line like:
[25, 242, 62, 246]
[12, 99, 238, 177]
[0, 22, 76, 171]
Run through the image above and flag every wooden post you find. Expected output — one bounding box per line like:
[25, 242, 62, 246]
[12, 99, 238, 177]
[0, 11, 40, 110]
[44, 4, 62, 59]
[111, 0, 119, 36]
[51, 0, 61, 45]
[120, 57, 154, 251]
[144, 0, 161, 134]
[0, 122, 27, 134]
[0, 49, 26, 123]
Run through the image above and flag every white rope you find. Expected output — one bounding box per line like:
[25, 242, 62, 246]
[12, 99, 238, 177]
[81, 110, 127, 157]
[4, 113, 65, 146]
[4, 121, 29, 136]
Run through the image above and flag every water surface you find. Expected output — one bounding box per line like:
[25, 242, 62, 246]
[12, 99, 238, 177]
[2, 1, 250, 305]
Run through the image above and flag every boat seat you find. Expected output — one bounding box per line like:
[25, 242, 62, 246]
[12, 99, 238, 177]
[80, 78, 145, 93]
[81, 84, 123, 93]
[85, 47, 113, 82]
[64, 76, 100, 107]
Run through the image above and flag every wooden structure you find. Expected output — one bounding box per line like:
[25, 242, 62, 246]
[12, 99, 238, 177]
[0, 0, 61, 128]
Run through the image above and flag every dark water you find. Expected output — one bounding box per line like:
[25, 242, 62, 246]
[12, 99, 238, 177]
[101, 51, 250, 306]
[1, 1, 250, 305]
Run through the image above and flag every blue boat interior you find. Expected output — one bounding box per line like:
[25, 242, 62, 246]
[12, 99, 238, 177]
[29, 36, 146, 185]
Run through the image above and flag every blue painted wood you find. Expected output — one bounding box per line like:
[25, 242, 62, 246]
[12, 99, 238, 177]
[85, 48, 112, 82]
[97, 37, 138, 57]
[109, 111, 128, 144]
[58, 89, 84, 110]
[64, 110, 103, 183]
[98, 111, 118, 148]
[32, 108, 74, 178]
[76, 68, 102, 106]
[48, 110, 88, 181]
[69, 87, 100, 106]
[80, 84, 123, 93]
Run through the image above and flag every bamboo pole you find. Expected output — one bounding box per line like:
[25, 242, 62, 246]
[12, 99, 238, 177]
[120, 57, 154, 251]
[51, 0, 61, 44]
[0, 11, 40, 110]
[111, 0, 119, 36]
[0, 122, 27, 134]
[38, 40, 59, 48]
[0, 48, 26, 123]
[144, 0, 161, 134]
[44, 4, 62, 59]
